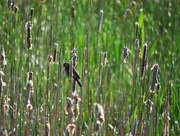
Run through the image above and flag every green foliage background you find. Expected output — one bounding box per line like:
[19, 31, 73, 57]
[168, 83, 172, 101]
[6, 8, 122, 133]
[0, 0, 179, 135]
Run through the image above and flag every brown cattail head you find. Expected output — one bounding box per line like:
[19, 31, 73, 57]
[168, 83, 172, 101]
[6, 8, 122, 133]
[70, 48, 77, 67]
[135, 22, 139, 39]
[141, 43, 148, 79]
[144, 99, 154, 114]
[30, 8, 34, 21]
[121, 47, 130, 63]
[25, 21, 33, 50]
[65, 97, 73, 115]
[66, 124, 76, 136]
[150, 64, 160, 93]
[26, 72, 34, 93]
[94, 103, 105, 133]
[0, 71, 6, 96]
[0, 46, 7, 69]
[48, 54, 53, 64]
[13, 103, 18, 119]
[8, 0, 12, 9]
[3, 95, 10, 114]
[13, 5, 19, 13]
[27, 71, 33, 81]
[0, 128, 8, 136]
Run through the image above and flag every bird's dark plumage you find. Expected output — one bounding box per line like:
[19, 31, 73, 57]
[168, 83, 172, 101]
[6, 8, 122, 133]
[63, 62, 82, 87]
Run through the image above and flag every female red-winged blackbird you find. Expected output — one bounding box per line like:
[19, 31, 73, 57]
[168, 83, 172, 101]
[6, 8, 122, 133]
[63, 62, 82, 87]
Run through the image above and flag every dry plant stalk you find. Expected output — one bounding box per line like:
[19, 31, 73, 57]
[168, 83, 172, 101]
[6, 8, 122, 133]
[141, 43, 148, 79]
[149, 64, 160, 93]
[25, 72, 34, 110]
[94, 103, 105, 134]
[0, 71, 6, 96]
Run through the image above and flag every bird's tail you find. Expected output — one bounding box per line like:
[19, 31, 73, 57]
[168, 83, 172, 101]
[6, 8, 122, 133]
[76, 79, 82, 87]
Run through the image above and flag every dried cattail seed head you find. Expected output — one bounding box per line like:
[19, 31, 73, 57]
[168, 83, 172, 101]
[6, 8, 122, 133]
[121, 47, 130, 63]
[144, 99, 154, 114]
[94, 103, 105, 133]
[13, 103, 18, 119]
[66, 124, 76, 136]
[13, 5, 19, 13]
[27, 71, 33, 80]
[141, 43, 148, 79]
[0, 47, 7, 68]
[26, 100, 33, 110]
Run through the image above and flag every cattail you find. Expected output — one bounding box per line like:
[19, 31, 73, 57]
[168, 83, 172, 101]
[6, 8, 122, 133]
[13, 103, 18, 119]
[3, 95, 10, 114]
[162, 110, 170, 136]
[51, 43, 58, 62]
[13, 5, 19, 13]
[141, 43, 148, 79]
[131, 1, 137, 7]
[144, 99, 154, 114]
[66, 124, 76, 136]
[26, 100, 33, 110]
[121, 47, 130, 63]
[25, 21, 32, 50]
[97, 10, 104, 33]
[0, 46, 7, 69]
[30, 8, 34, 22]
[70, 48, 77, 67]
[71, 91, 81, 122]
[7, 0, 12, 9]
[101, 52, 108, 67]
[135, 22, 139, 39]
[44, 116, 50, 136]
[0, 128, 8, 136]
[150, 64, 160, 93]
[26, 72, 34, 93]
[94, 103, 105, 134]
[25, 72, 34, 110]
[65, 97, 73, 115]
[0, 71, 6, 96]
[11, 0, 14, 11]
[47, 54, 53, 64]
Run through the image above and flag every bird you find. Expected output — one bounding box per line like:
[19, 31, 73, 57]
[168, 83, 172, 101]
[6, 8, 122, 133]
[63, 62, 82, 87]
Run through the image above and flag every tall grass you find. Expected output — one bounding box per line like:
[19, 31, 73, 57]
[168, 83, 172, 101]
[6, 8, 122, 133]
[0, 0, 179, 135]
